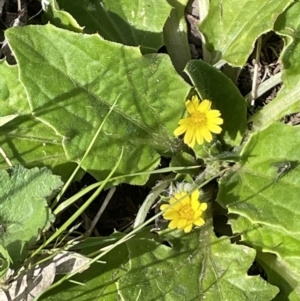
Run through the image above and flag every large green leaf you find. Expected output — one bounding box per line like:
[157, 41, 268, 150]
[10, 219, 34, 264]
[54, 0, 171, 53]
[0, 165, 62, 265]
[0, 60, 77, 181]
[163, 0, 191, 75]
[39, 225, 278, 300]
[217, 122, 300, 300]
[199, 0, 293, 66]
[250, 1, 300, 131]
[6, 24, 190, 184]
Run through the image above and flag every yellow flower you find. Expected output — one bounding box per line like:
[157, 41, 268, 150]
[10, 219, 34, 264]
[174, 95, 223, 148]
[160, 189, 207, 233]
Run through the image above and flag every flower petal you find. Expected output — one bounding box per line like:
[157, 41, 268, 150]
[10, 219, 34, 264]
[177, 219, 188, 229]
[191, 198, 200, 212]
[169, 219, 178, 229]
[181, 195, 190, 206]
[169, 196, 177, 204]
[171, 192, 184, 203]
[177, 191, 186, 199]
[191, 189, 200, 202]
[194, 209, 203, 217]
[160, 204, 169, 211]
[200, 127, 213, 142]
[183, 128, 193, 144]
[206, 110, 221, 118]
[172, 202, 183, 211]
[207, 123, 222, 134]
[170, 193, 185, 210]
[195, 129, 204, 145]
[200, 203, 208, 211]
[198, 99, 211, 112]
[163, 210, 180, 220]
[183, 223, 193, 233]
[178, 118, 192, 126]
[194, 217, 205, 226]
[186, 100, 197, 115]
[210, 117, 223, 125]
[191, 95, 200, 107]
[184, 128, 196, 148]
[174, 124, 188, 136]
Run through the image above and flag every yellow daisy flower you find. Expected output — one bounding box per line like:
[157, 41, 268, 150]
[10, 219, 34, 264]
[160, 189, 207, 233]
[174, 95, 223, 148]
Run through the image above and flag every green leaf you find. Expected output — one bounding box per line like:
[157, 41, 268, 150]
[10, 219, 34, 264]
[257, 252, 300, 301]
[0, 61, 77, 181]
[217, 122, 300, 300]
[163, 0, 191, 75]
[250, 1, 300, 131]
[0, 245, 10, 279]
[38, 225, 278, 300]
[55, 0, 172, 53]
[0, 115, 73, 176]
[0, 60, 28, 115]
[0, 165, 62, 265]
[199, 0, 293, 66]
[185, 60, 247, 147]
[170, 151, 199, 177]
[6, 24, 190, 185]
[42, 0, 83, 33]
[0, 114, 18, 127]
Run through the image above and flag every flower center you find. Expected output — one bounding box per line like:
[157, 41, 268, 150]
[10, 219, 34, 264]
[179, 205, 195, 220]
[190, 112, 207, 126]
